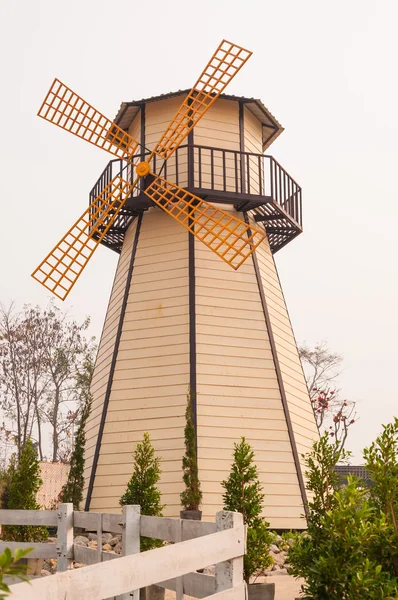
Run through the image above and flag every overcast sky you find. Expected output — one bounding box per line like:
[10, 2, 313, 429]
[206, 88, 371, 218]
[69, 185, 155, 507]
[0, 0, 397, 461]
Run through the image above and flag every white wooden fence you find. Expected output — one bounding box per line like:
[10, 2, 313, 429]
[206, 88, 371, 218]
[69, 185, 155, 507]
[0, 506, 246, 600]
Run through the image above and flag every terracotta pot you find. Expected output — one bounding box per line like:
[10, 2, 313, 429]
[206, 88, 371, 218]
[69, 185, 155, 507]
[248, 582, 275, 600]
[140, 585, 165, 600]
[180, 509, 202, 520]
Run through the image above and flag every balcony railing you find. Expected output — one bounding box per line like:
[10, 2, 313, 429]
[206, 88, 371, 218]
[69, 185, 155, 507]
[89, 144, 302, 253]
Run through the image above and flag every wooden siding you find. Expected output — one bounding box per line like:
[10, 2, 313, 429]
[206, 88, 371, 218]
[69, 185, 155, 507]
[193, 99, 239, 192]
[83, 219, 138, 501]
[145, 96, 188, 187]
[252, 221, 319, 491]
[194, 209, 307, 530]
[86, 208, 190, 515]
[244, 106, 263, 195]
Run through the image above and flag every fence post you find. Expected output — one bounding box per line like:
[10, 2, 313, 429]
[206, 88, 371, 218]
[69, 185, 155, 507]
[119, 505, 140, 600]
[215, 511, 245, 593]
[95, 511, 102, 565]
[56, 503, 74, 572]
[175, 518, 183, 600]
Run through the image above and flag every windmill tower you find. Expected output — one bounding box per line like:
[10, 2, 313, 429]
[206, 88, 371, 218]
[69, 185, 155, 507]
[32, 41, 318, 530]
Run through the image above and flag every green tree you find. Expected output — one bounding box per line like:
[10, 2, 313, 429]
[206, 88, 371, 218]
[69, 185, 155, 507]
[0, 301, 96, 461]
[221, 437, 272, 583]
[2, 440, 48, 542]
[180, 390, 202, 511]
[120, 432, 164, 551]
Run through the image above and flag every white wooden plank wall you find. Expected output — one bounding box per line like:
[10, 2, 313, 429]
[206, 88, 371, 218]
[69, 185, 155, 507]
[83, 221, 138, 502]
[194, 99, 239, 192]
[194, 213, 305, 529]
[88, 210, 190, 515]
[244, 106, 263, 196]
[145, 96, 188, 187]
[252, 229, 319, 503]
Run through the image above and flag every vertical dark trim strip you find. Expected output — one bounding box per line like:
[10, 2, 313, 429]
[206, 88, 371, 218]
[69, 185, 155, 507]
[140, 104, 146, 192]
[85, 214, 143, 511]
[187, 127, 197, 451]
[244, 213, 309, 518]
[189, 220, 197, 436]
[239, 102, 246, 194]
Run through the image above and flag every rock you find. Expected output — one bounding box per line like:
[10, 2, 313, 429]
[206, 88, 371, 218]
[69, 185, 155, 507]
[103, 543, 114, 552]
[88, 540, 98, 549]
[269, 550, 286, 567]
[41, 570, 51, 577]
[114, 542, 122, 554]
[269, 544, 280, 554]
[74, 535, 89, 546]
[47, 537, 57, 544]
[265, 568, 288, 577]
[203, 565, 215, 576]
[88, 533, 98, 542]
[109, 536, 120, 547]
[73, 562, 85, 569]
[102, 533, 113, 544]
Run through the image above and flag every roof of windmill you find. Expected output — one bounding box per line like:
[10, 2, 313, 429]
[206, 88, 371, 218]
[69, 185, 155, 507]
[113, 90, 284, 151]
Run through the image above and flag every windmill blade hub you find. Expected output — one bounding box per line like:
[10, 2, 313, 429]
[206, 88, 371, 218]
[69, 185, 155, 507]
[136, 161, 151, 177]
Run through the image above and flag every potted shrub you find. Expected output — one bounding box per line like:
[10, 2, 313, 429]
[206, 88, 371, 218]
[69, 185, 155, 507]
[222, 437, 274, 600]
[180, 390, 202, 520]
[120, 432, 165, 600]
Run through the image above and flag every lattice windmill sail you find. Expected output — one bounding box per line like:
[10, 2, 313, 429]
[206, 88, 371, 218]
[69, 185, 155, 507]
[32, 40, 319, 530]
[32, 40, 263, 301]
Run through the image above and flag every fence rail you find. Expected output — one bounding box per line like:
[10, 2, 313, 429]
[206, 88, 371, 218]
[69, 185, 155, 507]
[0, 505, 245, 600]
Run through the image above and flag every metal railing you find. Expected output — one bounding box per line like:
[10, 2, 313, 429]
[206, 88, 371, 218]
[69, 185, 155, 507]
[89, 145, 302, 228]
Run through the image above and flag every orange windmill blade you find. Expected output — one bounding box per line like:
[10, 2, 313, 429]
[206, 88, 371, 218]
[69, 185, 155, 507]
[151, 40, 252, 161]
[32, 39, 258, 300]
[144, 174, 265, 270]
[31, 175, 134, 300]
[38, 79, 140, 160]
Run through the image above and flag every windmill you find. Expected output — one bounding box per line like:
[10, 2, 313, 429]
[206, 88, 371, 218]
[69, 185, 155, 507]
[33, 40, 318, 529]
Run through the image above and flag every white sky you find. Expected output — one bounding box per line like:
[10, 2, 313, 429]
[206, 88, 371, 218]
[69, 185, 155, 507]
[0, 0, 397, 462]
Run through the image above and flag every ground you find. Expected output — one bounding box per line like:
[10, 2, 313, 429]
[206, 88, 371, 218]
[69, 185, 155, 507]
[164, 575, 304, 600]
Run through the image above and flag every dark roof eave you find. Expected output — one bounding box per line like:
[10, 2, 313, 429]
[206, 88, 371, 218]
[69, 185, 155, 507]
[113, 90, 284, 151]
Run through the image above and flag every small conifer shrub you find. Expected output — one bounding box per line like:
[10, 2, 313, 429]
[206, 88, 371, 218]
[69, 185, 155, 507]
[3, 440, 48, 542]
[120, 432, 164, 551]
[180, 390, 202, 512]
[60, 398, 91, 510]
[222, 437, 272, 583]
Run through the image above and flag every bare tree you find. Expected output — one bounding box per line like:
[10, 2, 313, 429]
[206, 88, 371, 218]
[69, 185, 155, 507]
[0, 302, 96, 461]
[299, 341, 358, 453]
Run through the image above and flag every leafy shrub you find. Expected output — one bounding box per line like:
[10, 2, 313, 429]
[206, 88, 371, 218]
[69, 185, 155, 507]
[0, 547, 31, 599]
[221, 437, 273, 583]
[288, 427, 398, 599]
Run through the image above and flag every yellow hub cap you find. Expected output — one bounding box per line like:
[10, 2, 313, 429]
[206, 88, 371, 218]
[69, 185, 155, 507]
[135, 161, 151, 177]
